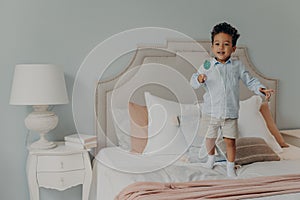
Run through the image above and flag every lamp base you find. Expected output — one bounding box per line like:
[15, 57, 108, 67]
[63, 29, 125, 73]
[25, 105, 58, 150]
[30, 135, 57, 149]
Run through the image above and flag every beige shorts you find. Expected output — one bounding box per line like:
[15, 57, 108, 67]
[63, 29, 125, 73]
[199, 114, 238, 139]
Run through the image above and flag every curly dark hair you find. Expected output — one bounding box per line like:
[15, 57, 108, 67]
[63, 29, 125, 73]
[211, 22, 240, 46]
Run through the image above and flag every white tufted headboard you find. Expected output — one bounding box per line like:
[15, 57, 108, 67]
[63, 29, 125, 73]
[95, 40, 278, 150]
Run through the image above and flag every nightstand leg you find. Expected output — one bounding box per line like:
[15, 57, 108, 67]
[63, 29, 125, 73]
[27, 155, 39, 200]
[82, 152, 92, 200]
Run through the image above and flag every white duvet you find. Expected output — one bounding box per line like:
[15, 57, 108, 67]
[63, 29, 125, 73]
[89, 145, 300, 200]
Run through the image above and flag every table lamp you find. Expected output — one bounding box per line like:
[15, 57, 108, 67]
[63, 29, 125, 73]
[10, 64, 69, 149]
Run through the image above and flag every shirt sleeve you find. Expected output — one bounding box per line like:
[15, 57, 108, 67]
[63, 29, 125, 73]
[190, 66, 206, 89]
[239, 63, 265, 96]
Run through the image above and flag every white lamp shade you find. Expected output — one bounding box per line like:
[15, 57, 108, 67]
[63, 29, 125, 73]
[10, 64, 69, 105]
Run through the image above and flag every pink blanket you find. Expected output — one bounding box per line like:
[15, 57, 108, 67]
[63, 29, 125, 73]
[115, 174, 300, 200]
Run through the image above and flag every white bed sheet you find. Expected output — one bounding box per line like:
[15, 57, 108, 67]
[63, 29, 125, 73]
[278, 144, 300, 160]
[90, 145, 300, 200]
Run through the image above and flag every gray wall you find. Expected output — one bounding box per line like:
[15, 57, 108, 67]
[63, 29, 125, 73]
[1, 0, 300, 199]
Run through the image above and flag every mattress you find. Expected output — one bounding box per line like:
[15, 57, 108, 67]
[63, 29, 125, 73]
[90, 144, 300, 200]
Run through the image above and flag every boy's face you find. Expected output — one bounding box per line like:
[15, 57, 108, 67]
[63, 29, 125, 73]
[211, 33, 236, 63]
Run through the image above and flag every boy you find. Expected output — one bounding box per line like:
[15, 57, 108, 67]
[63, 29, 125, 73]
[190, 22, 274, 177]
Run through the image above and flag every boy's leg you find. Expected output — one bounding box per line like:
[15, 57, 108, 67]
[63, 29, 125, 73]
[224, 138, 236, 177]
[222, 118, 238, 177]
[206, 138, 216, 155]
[202, 137, 216, 168]
[199, 114, 220, 169]
[224, 138, 236, 162]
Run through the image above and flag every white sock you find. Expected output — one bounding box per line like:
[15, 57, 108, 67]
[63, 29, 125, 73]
[227, 161, 237, 177]
[200, 155, 215, 169]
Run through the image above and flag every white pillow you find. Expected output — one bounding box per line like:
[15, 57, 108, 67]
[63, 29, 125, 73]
[112, 108, 131, 151]
[144, 92, 200, 155]
[178, 103, 203, 148]
[238, 95, 282, 153]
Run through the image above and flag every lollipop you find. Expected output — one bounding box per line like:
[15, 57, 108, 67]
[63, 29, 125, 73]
[203, 60, 211, 70]
[198, 59, 211, 83]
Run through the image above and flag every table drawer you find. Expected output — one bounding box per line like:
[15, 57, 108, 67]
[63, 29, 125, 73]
[37, 170, 85, 191]
[37, 154, 84, 172]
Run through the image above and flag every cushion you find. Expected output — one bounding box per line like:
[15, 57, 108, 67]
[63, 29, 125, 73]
[128, 102, 148, 153]
[260, 102, 289, 148]
[236, 137, 280, 165]
[113, 102, 148, 153]
[236, 137, 281, 165]
[114, 98, 200, 154]
[144, 92, 198, 155]
[218, 137, 280, 165]
[238, 95, 282, 153]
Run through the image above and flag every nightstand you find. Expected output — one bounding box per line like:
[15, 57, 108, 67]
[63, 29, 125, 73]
[26, 142, 92, 200]
[280, 129, 300, 147]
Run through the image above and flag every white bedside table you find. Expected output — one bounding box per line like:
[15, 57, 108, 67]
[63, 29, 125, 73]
[26, 142, 92, 200]
[280, 129, 300, 147]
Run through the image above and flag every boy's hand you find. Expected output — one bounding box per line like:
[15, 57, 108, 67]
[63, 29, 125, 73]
[198, 74, 207, 83]
[259, 88, 275, 101]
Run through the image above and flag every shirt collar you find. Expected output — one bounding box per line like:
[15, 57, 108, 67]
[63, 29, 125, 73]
[212, 57, 232, 66]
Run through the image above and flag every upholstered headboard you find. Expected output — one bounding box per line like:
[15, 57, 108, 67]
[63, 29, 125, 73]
[95, 40, 278, 150]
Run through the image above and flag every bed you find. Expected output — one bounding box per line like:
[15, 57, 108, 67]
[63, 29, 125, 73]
[90, 40, 300, 200]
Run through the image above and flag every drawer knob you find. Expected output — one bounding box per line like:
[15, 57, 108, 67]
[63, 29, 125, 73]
[60, 162, 64, 169]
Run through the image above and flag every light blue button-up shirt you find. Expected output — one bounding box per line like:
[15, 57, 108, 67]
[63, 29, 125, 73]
[190, 58, 265, 119]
